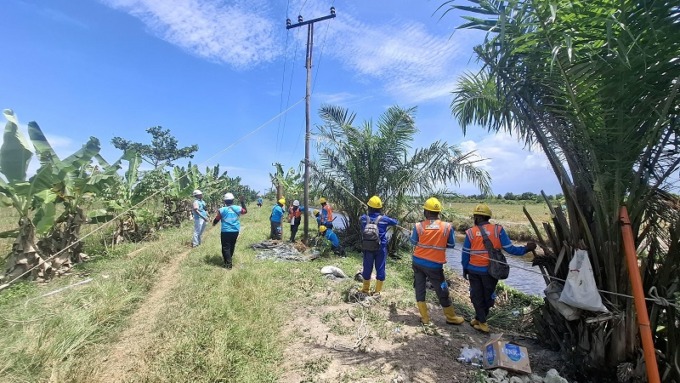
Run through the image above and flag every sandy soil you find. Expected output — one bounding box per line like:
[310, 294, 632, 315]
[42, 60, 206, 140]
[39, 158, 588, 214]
[279, 286, 563, 383]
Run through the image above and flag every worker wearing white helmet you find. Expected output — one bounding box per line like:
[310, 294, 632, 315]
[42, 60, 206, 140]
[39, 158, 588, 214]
[191, 189, 209, 248]
[211, 192, 247, 269]
[288, 199, 302, 242]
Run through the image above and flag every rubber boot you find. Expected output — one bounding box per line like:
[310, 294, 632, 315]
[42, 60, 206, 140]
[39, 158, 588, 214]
[473, 322, 490, 333]
[470, 318, 480, 326]
[372, 280, 384, 296]
[417, 301, 430, 325]
[358, 280, 371, 294]
[443, 306, 465, 325]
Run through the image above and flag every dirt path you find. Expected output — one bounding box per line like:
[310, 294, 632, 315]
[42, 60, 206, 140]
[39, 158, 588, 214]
[92, 247, 192, 382]
[280, 286, 562, 383]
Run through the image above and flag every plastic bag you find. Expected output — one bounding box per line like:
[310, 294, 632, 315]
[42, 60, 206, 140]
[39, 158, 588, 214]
[544, 281, 581, 320]
[559, 250, 609, 312]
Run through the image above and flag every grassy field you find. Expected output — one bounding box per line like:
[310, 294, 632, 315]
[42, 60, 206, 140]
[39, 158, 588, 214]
[0, 202, 545, 382]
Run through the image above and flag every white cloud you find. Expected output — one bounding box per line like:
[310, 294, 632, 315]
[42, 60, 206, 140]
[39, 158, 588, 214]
[99, 0, 281, 68]
[455, 133, 562, 194]
[289, 1, 482, 104]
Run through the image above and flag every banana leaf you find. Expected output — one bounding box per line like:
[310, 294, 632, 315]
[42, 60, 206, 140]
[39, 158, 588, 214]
[1, 109, 33, 183]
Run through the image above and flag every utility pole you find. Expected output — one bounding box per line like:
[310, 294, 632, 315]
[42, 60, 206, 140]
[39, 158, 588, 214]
[286, 6, 336, 244]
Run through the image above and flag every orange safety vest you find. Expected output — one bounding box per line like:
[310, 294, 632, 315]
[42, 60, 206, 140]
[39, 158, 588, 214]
[288, 207, 302, 220]
[465, 224, 503, 268]
[413, 220, 452, 264]
[322, 205, 333, 222]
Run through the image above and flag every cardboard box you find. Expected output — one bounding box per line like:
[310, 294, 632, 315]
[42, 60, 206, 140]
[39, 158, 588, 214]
[483, 335, 532, 374]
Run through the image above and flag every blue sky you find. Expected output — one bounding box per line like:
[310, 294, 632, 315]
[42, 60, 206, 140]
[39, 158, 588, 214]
[1, 0, 561, 196]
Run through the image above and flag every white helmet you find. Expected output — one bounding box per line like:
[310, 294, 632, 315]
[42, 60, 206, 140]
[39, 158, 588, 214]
[192, 189, 202, 196]
[293, 200, 300, 206]
[224, 192, 235, 201]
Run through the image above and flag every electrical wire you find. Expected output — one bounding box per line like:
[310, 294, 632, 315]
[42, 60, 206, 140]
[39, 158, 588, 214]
[0, 97, 305, 292]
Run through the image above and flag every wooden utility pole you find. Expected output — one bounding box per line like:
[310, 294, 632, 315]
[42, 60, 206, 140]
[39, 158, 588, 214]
[286, 7, 336, 244]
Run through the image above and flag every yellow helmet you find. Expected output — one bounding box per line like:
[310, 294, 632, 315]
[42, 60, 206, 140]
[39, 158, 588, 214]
[423, 197, 443, 212]
[278, 198, 286, 205]
[319, 225, 327, 233]
[367, 195, 382, 209]
[473, 203, 492, 217]
[314, 210, 320, 216]
[319, 197, 327, 204]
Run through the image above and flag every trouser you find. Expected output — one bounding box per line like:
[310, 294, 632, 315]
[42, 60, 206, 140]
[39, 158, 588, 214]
[220, 231, 239, 267]
[290, 223, 299, 242]
[192, 218, 207, 247]
[332, 245, 346, 256]
[413, 262, 451, 307]
[362, 248, 387, 281]
[468, 271, 498, 323]
[270, 221, 282, 240]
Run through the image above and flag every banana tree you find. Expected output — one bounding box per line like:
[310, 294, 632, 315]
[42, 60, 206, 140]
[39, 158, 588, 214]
[89, 150, 157, 244]
[0, 110, 105, 283]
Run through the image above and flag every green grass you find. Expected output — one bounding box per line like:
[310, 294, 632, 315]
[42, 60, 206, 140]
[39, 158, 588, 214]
[0, 201, 542, 382]
[0, 227, 183, 382]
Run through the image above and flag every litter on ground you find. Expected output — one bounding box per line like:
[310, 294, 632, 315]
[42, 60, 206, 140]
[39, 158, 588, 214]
[320, 265, 348, 279]
[251, 240, 320, 262]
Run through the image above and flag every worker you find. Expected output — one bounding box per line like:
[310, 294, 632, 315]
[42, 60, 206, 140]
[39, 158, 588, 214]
[319, 197, 334, 228]
[191, 189, 209, 248]
[319, 225, 344, 255]
[358, 195, 398, 297]
[462, 204, 536, 333]
[314, 210, 322, 228]
[270, 198, 286, 240]
[257, 197, 263, 208]
[411, 197, 465, 326]
[288, 200, 302, 242]
[212, 192, 247, 269]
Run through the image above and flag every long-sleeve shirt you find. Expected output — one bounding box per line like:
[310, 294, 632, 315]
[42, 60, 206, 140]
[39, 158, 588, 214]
[324, 229, 340, 248]
[410, 220, 456, 269]
[359, 213, 398, 248]
[270, 205, 284, 223]
[462, 221, 526, 274]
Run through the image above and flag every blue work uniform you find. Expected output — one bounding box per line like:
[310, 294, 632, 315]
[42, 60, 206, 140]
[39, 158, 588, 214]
[270, 204, 285, 239]
[324, 229, 340, 248]
[359, 213, 398, 281]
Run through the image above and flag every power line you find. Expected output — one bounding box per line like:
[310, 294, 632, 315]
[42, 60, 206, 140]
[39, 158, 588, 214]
[275, 29, 291, 157]
[312, 0, 335, 93]
[0, 97, 305, 292]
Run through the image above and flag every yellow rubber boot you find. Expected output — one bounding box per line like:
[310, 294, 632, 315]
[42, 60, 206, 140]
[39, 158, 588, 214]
[473, 322, 490, 333]
[443, 306, 465, 325]
[358, 280, 371, 294]
[417, 301, 430, 325]
[372, 280, 383, 296]
[470, 318, 480, 326]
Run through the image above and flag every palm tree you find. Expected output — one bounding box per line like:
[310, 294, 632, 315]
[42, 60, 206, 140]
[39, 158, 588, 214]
[444, 0, 680, 378]
[312, 104, 491, 249]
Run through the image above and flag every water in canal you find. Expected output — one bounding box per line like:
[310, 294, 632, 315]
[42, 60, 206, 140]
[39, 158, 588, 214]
[318, 212, 546, 296]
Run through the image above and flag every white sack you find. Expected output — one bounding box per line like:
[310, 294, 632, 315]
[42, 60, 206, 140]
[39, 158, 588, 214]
[544, 281, 582, 321]
[559, 249, 609, 312]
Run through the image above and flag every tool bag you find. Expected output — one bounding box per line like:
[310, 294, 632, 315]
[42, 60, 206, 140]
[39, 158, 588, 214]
[478, 225, 509, 280]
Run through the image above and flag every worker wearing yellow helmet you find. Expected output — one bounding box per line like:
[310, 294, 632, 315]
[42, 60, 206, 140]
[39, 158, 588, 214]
[270, 197, 286, 240]
[410, 197, 465, 326]
[319, 197, 334, 228]
[318, 224, 344, 255]
[462, 203, 536, 333]
[357, 196, 398, 297]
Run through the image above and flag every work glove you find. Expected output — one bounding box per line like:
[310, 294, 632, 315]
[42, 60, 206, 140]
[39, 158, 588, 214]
[463, 270, 469, 280]
[525, 242, 537, 253]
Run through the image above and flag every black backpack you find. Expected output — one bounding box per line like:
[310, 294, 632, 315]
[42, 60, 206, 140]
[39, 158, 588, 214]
[478, 225, 510, 280]
[361, 215, 382, 251]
